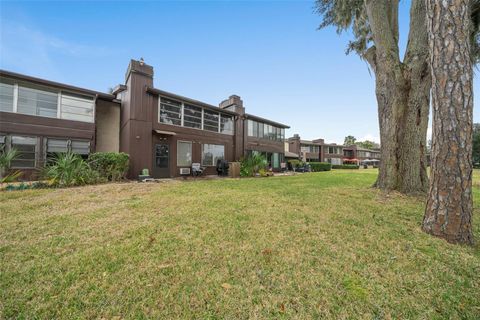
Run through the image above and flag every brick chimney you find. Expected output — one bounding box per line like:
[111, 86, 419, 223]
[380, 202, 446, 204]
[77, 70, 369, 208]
[219, 95, 245, 115]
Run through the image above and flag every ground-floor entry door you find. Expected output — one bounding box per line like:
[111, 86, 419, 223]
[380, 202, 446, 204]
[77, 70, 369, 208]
[153, 143, 170, 178]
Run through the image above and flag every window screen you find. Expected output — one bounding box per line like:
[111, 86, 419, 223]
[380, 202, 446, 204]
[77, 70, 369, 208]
[11, 136, 36, 168]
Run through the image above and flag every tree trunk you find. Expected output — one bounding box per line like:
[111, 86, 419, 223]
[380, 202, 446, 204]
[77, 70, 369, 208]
[365, 0, 430, 194]
[422, 0, 474, 245]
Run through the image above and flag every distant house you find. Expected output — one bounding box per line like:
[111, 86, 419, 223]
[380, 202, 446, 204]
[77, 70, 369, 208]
[287, 134, 381, 165]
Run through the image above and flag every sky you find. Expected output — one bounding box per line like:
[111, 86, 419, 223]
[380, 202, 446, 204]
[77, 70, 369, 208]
[1, 0, 479, 144]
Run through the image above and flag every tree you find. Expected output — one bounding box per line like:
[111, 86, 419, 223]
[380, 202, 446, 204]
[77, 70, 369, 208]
[473, 123, 480, 166]
[316, 0, 430, 194]
[356, 140, 378, 150]
[343, 135, 356, 146]
[422, 0, 474, 245]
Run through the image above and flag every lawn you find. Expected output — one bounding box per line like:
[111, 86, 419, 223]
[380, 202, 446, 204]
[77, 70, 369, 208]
[1, 169, 479, 319]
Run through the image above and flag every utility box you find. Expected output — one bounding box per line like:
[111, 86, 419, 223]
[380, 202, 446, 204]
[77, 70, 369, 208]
[229, 162, 240, 178]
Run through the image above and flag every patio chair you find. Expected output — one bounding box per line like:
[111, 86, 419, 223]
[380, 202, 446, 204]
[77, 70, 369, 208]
[191, 163, 205, 177]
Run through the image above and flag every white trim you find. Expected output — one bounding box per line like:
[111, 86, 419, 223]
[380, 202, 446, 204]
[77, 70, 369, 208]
[57, 91, 62, 119]
[12, 83, 18, 113]
[180, 102, 184, 127]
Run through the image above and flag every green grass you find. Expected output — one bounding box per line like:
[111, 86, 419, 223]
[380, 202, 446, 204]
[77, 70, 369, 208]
[1, 169, 479, 319]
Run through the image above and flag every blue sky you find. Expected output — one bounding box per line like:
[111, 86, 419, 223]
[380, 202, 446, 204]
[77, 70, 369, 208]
[1, 0, 479, 144]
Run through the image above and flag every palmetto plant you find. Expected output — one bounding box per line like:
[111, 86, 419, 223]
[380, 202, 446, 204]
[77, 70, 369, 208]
[240, 153, 268, 177]
[43, 152, 98, 187]
[0, 148, 20, 182]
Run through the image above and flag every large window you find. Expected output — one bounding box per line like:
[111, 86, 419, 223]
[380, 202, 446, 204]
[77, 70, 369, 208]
[202, 144, 225, 166]
[203, 110, 219, 132]
[17, 85, 58, 118]
[1, 78, 95, 123]
[46, 138, 90, 162]
[220, 114, 234, 135]
[177, 141, 192, 167]
[158, 97, 234, 135]
[247, 119, 283, 142]
[0, 79, 14, 112]
[60, 93, 94, 123]
[160, 98, 182, 126]
[183, 104, 202, 129]
[11, 136, 37, 168]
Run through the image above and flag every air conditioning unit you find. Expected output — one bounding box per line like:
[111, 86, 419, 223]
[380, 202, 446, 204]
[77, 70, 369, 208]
[179, 168, 191, 175]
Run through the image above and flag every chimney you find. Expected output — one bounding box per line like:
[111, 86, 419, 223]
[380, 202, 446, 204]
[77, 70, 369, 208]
[219, 95, 245, 115]
[125, 58, 154, 84]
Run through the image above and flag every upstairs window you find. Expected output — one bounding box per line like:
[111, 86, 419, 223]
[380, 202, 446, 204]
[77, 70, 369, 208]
[11, 136, 37, 168]
[183, 104, 202, 129]
[159, 97, 181, 126]
[60, 93, 94, 123]
[17, 85, 58, 118]
[0, 79, 14, 112]
[203, 110, 219, 132]
[220, 114, 234, 135]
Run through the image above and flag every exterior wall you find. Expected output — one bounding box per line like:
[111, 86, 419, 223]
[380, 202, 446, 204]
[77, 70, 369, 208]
[95, 99, 120, 152]
[0, 111, 96, 180]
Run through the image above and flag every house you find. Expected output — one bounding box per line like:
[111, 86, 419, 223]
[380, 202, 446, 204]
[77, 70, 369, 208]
[287, 134, 381, 166]
[0, 59, 289, 179]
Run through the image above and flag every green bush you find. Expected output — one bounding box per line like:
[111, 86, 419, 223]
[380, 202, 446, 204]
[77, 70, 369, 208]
[288, 159, 306, 169]
[332, 164, 360, 169]
[88, 152, 129, 181]
[43, 153, 101, 187]
[240, 153, 268, 177]
[309, 162, 332, 172]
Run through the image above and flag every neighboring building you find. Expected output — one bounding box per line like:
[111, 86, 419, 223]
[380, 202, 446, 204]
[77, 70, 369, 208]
[0, 70, 120, 180]
[287, 134, 381, 165]
[0, 59, 289, 179]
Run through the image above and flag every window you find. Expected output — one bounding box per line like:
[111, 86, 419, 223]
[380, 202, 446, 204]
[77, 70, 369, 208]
[257, 122, 264, 138]
[0, 135, 5, 152]
[177, 141, 192, 166]
[203, 109, 219, 132]
[220, 114, 234, 135]
[183, 104, 202, 129]
[272, 153, 279, 168]
[202, 144, 225, 166]
[159, 97, 181, 126]
[247, 120, 254, 136]
[46, 138, 90, 162]
[11, 136, 36, 168]
[60, 93, 94, 123]
[252, 120, 258, 137]
[71, 140, 90, 157]
[17, 85, 58, 118]
[0, 79, 14, 112]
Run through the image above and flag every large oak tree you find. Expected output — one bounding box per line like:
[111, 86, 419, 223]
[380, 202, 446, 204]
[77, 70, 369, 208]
[316, 0, 430, 194]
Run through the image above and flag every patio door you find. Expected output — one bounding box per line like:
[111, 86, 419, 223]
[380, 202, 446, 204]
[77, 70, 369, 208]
[153, 143, 170, 178]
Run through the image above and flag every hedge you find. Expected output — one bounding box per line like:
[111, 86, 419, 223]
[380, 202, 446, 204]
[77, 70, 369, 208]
[88, 152, 129, 181]
[332, 164, 360, 169]
[288, 159, 303, 168]
[309, 162, 332, 172]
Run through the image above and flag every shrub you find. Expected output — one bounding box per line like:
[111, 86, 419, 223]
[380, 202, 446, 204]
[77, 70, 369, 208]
[332, 164, 360, 169]
[88, 152, 129, 181]
[43, 153, 101, 187]
[309, 162, 332, 172]
[0, 148, 22, 183]
[240, 153, 268, 177]
[288, 159, 303, 169]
